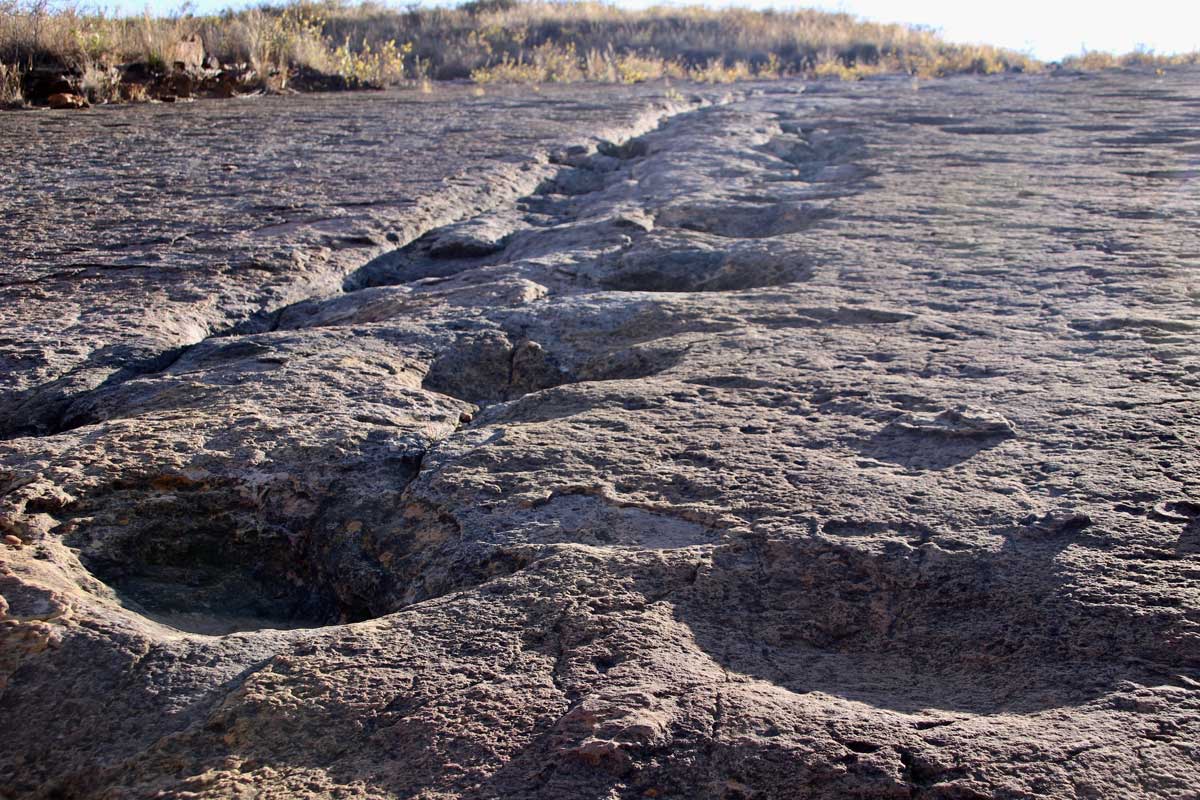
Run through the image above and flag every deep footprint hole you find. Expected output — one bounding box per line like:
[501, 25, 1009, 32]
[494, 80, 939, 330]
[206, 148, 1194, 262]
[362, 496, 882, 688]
[66, 478, 523, 635]
[75, 516, 368, 635]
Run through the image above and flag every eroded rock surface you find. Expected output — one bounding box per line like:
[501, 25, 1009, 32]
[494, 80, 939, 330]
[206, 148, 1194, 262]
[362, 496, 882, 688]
[0, 84, 706, 437]
[2, 69, 1200, 798]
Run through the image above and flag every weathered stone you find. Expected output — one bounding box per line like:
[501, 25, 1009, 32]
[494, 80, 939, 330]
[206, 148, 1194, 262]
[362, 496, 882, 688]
[1, 71, 1199, 799]
[172, 34, 206, 73]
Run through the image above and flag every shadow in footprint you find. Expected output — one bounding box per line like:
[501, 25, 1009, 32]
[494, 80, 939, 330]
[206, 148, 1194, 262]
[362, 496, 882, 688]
[857, 406, 1016, 471]
[597, 229, 815, 293]
[656, 200, 835, 239]
[1153, 500, 1200, 556]
[674, 515, 1199, 714]
[343, 232, 498, 291]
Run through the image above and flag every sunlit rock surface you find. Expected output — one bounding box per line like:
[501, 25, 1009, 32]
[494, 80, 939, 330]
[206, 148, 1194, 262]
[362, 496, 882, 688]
[2, 70, 1199, 798]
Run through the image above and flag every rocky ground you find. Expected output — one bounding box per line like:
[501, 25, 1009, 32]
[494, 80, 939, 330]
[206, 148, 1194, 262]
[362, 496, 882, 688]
[1, 69, 1199, 798]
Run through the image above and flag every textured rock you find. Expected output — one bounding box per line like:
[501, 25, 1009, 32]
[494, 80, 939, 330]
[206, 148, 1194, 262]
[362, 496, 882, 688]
[0, 84, 704, 437]
[2, 69, 1200, 798]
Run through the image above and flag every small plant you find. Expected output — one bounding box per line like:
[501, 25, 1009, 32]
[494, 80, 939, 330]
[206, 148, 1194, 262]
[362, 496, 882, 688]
[331, 36, 412, 85]
[1063, 50, 1119, 70]
[813, 57, 854, 81]
[757, 53, 782, 79]
[616, 51, 683, 83]
[72, 19, 116, 64]
[81, 62, 120, 103]
[689, 57, 754, 84]
[119, 81, 149, 102]
[0, 62, 22, 106]
[471, 41, 585, 83]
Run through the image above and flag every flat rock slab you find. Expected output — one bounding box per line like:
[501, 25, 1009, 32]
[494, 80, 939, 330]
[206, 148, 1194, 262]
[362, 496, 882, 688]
[2, 69, 1200, 799]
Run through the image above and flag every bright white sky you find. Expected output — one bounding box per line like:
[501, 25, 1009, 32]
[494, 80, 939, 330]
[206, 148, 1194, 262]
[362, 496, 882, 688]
[110, 1, 1200, 62]
[635, 0, 1200, 60]
[793, 0, 1200, 60]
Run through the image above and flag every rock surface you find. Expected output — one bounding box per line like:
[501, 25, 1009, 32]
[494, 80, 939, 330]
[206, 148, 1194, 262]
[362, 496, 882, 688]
[2, 70, 1200, 798]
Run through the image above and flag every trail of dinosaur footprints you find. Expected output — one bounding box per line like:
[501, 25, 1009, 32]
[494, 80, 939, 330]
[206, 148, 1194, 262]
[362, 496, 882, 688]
[3, 73, 1200, 798]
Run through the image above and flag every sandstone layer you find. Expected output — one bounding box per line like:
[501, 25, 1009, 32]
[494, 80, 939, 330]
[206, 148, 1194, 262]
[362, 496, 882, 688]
[2, 71, 1199, 798]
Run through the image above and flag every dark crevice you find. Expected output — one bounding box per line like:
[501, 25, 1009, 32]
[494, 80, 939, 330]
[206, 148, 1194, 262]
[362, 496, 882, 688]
[0, 341, 197, 441]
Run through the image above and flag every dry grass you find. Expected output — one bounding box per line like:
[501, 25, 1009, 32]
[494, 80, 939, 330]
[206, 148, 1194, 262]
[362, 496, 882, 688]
[0, 0, 419, 89]
[316, 1, 1042, 81]
[1061, 49, 1200, 71]
[6, 0, 1193, 102]
[0, 61, 21, 104]
[0, 0, 194, 70]
[0, 0, 1041, 86]
[202, 7, 326, 74]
